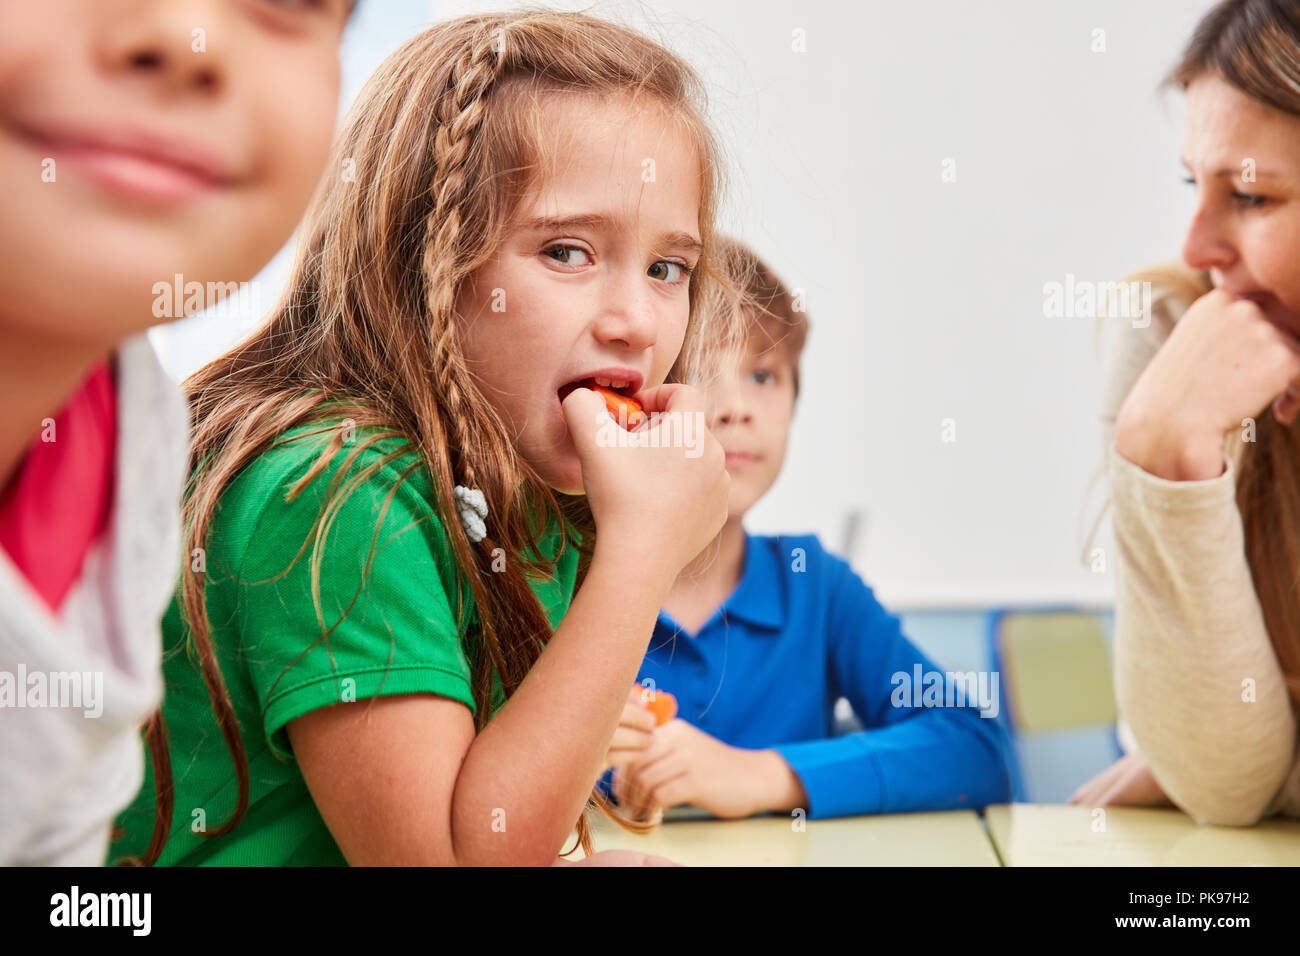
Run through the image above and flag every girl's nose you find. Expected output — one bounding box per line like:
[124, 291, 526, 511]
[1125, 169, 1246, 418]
[594, 266, 659, 351]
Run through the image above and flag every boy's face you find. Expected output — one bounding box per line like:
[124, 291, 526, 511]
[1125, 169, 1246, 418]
[0, 0, 349, 348]
[707, 335, 796, 519]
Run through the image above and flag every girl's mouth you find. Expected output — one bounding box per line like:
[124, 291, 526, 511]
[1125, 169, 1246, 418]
[557, 375, 636, 404]
[556, 375, 647, 430]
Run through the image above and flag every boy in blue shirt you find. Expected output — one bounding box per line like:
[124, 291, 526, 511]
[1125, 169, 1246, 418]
[599, 239, 1014, 822]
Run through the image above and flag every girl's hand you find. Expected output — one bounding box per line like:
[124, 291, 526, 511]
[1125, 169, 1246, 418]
[614, 719, 768, 820]
[601, 685, 657, 773]
[1115, 288, 1300, 480]
[554, 849, 681, 866]
[563, 383, 729, 585]
[1068, 753, 1174, 808]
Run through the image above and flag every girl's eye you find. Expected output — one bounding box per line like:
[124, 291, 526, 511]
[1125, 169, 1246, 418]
[749, 368, 774, 386]
[544, 244, 591, 267]
[648, 260, 692, 284]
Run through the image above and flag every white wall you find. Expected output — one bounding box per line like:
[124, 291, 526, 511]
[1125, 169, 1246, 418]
[151, 0, 1219, 608]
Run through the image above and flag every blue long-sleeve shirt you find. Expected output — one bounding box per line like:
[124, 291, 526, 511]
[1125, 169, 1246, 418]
[601, 532, 1014, 819]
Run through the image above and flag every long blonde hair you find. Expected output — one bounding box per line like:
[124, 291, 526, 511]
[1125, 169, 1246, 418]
[1119, 0, 1300, 707]
[133, 10, 743, 865]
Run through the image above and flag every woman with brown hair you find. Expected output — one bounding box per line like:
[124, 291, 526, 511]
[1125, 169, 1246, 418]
[1072, 0, 1300, 825]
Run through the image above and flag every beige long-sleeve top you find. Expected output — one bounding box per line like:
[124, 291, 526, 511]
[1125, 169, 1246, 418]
[1103, 292, 1300, 825]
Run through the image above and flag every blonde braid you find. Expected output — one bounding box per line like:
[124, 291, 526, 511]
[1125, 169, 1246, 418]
[129, 9, 723, 864]
[423, 24, 510, 517]
[413, 23, 533, 718]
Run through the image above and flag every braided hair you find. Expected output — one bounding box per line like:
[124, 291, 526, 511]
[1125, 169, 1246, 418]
[126, 10, 742, 865]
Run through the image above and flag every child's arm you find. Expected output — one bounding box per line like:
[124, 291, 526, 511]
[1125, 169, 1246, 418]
[768, 551, 1015, 818]
[607, 547, 1014, 822]
[288, 542, 675, 865]
[289, 385, 728, 864]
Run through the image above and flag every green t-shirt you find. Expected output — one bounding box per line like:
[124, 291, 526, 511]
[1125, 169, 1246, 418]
[107, 419, 579, 866]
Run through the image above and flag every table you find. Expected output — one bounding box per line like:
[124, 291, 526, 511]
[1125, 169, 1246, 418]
[986, 803, 1300, 866]
[571, 807, 999, 866]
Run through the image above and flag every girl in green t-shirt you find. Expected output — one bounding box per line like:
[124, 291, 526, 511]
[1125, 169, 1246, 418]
[112, 10, 742, 867]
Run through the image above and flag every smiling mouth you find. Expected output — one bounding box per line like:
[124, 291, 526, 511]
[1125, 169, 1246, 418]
[9, 116, 236, 204]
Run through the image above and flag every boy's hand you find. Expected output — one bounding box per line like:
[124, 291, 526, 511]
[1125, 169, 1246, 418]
[613, 719, 774, 820]
[600, 685, 657, 773]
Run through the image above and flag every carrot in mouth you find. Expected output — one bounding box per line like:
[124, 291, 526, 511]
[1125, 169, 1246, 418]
[590, 383, 646, 430]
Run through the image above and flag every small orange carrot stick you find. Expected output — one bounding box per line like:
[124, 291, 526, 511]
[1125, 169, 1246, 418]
[590, 383, 646, 430]
[642, 690, 677, 726]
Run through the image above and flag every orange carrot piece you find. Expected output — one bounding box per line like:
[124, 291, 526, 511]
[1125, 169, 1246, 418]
[643, 690, 677, 726]
[590, 383, 646, 429]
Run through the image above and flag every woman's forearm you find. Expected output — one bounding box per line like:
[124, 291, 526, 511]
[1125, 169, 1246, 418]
[1110, 446, 1297, 825]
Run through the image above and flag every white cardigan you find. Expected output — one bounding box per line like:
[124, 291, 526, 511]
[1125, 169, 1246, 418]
[0, 333, 188, 864]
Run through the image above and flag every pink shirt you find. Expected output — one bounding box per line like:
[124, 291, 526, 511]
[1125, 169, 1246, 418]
[0, 360, 118, 613]
[0, 334, 187, 866]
